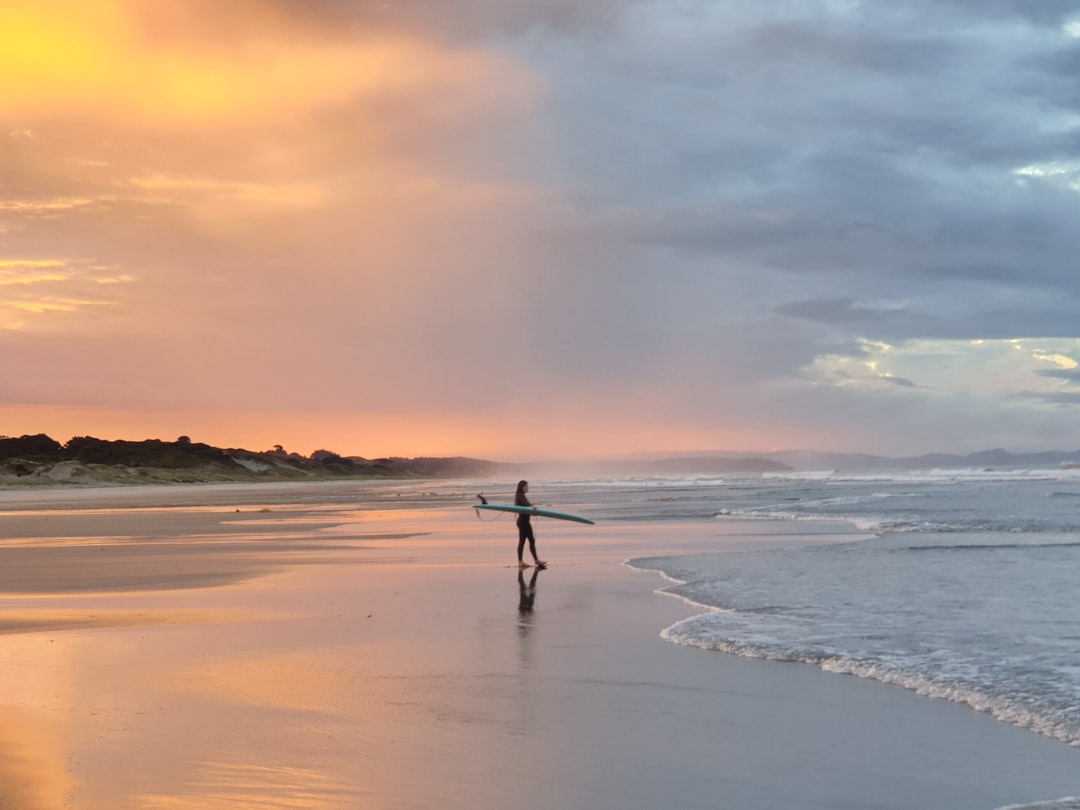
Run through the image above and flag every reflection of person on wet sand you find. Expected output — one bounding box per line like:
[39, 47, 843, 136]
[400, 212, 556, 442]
[518, 566, 541, 615]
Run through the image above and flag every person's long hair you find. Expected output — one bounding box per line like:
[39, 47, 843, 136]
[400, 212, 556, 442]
[515, 480, 529, 505]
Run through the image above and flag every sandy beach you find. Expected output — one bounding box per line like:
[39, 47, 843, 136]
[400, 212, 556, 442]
[0, 481, 1077, 809]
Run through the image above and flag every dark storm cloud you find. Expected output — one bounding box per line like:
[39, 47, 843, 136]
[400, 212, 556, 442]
[775, 295, 1080, 344]
[775, 298, 868, 325]
[881, 375, 918, 388]
[1038, 368, 1080, 383]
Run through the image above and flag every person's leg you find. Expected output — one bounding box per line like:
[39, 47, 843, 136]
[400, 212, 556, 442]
[517, 523, 528, 564]
[527, 526, 544, 566]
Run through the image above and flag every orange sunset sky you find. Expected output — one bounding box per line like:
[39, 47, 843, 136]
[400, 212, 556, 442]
[5, 1, 1080, 460]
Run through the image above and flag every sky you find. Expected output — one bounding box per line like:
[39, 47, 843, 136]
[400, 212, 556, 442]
[3, 0, 1080, 461]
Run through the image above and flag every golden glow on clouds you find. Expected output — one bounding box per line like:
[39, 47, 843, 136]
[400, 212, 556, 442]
[807, 338, 898, 387]
[11, 299, 99, 314]
[0, 197, 99, 213]
[0, 260, 69, 285]
[0, 259, 131, 329]
[0, 0, 526, 126]
[1032, 349, 1078, 370]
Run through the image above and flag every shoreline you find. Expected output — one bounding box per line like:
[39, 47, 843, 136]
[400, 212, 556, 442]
[0, 482, 1077, 808]
[624, 550, 1080, 753]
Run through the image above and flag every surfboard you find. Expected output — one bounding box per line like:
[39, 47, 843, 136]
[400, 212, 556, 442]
[474, 502, 595, 525]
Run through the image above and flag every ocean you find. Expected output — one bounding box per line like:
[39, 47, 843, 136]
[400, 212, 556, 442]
[527, 468, 1080, 807]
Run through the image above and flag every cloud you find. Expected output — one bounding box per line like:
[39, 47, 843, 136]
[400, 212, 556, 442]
[0, 197, 99, 214]
[4, 0, 1080, 458]
[776, 298, 878, 325]
[0, 0, 536, 127]
[0, 259, 132, 330]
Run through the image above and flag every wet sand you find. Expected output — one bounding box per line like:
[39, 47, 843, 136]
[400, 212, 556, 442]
[0, 482, 1077, 809]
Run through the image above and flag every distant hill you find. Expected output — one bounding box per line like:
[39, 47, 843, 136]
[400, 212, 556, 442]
[763, 447, 1080, 472]
[0, 434, 502, 487]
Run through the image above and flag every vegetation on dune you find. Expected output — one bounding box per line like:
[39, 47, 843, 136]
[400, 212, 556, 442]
[0, 433, 499, 486]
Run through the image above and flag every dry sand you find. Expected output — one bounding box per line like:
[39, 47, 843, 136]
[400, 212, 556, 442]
[0, 481, 1077, 809]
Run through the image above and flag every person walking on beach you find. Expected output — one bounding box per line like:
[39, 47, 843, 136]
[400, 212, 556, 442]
[515, 480, 546, 568]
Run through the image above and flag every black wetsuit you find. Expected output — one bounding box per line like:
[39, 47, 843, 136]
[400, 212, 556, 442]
[516, 492, 537, 560]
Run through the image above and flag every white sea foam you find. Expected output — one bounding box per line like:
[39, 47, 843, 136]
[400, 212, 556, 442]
[626, 472, 1080, 751]
[653, 606, 1080, 747]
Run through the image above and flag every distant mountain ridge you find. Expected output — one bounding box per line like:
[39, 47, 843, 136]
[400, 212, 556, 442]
[763, 447, 1080, 471]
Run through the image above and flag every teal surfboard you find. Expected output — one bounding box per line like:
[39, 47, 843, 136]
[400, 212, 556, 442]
[473, 501, 595, 525]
